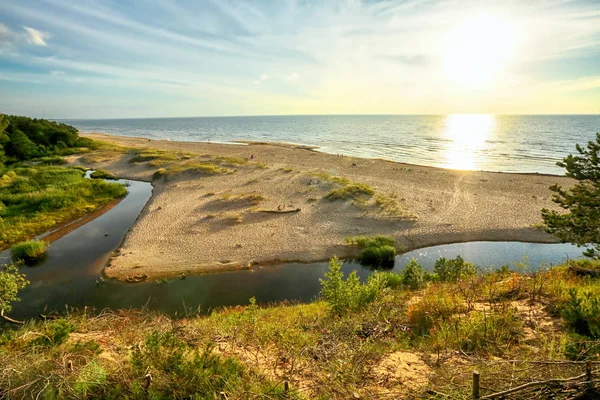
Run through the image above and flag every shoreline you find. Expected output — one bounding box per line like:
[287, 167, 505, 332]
[85, 132, 566, 177]
[78, 132, 572, 282]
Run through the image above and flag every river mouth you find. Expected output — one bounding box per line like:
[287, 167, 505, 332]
[0, 176, 588, 321]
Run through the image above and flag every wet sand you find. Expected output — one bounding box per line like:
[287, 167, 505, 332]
[77, 133, 573, 281]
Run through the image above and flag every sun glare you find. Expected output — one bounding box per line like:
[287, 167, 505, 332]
[442, 14, 517, 87]
[442, 114, 495, 170]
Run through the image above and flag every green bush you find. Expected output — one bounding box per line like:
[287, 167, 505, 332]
[561, 288, 600, 338]
[433, 255, 477, 282]
[320, 256, 382, 314]
[11, 240, 48, 264]
[0, 113, 88, 164]
[359, 245, 396, 268]
[376, 271, 404, 289]
[401, 259, 430, 290]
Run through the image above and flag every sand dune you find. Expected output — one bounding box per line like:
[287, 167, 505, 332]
[78, 133, 573, 281]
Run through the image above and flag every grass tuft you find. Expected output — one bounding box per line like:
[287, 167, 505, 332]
[11, 240, 48, 264]
[90, 169, 116, 180]
[345, 235, 395, 248]
[324, 183, 375, 200]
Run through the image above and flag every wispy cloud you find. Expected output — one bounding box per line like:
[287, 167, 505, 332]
[23, 26, 50, 46]
[0, 0, 598, 117]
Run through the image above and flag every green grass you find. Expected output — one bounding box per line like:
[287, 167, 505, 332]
[11, 240, 48, 264]
[33, 156, 67, 165]
[0, 166, 127, 249]
[89, 169, 116, 180]
[345, 235, 395, 248]
[359, 245, 396, 268]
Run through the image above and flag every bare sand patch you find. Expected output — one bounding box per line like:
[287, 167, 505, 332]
[77, 133, 573, 281]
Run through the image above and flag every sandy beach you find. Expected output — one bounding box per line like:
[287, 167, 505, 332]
[76, 133, 573, 281]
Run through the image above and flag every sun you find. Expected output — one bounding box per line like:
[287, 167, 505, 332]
[442, 13, 517, 87]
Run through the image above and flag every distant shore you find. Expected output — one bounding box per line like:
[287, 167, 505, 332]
[76, 132, 573, 281]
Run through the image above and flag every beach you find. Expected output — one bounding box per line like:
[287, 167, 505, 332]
[78, 133, 573, 281]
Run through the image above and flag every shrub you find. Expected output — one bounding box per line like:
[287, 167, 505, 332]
[359, 245, 396, 268]
[376, 271, 404, 289]
[433, 255, 477, 282]
[131, 332, 255, 398]
[11, 240, 48, 264]
[90, 169, 116, 180]
[320, 256, 382, 314]
[30, 319, 74, 347]
[561, 288, 600, 338]
[401, 259, 430, 290]
[0, 264, 29, 313]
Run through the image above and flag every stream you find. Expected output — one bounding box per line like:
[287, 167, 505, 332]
[0, 176, 588, 320]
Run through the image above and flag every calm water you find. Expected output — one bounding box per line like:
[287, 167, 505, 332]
[63, 114, 600, 174]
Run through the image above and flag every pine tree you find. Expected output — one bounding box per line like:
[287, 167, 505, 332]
[542, 133, 600, 259]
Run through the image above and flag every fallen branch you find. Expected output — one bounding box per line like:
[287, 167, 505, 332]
[1, 309, 24, 325]
[480, 373, 586, 399]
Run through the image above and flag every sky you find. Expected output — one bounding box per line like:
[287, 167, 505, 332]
[0, 0, 599, 119]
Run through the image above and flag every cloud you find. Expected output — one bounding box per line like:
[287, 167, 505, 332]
[23, 26, 50, 46]
[50, 70, 65, 76]
[253, 73, 269, 84]
[285, 72, 300, 82]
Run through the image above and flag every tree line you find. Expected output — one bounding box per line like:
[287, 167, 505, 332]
[0, 113, 94, 167]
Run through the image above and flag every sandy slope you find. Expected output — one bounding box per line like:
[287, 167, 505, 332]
[78, 133, 573, 281]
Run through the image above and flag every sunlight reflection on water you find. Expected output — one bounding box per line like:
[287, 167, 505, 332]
[441, 114, 495, 170]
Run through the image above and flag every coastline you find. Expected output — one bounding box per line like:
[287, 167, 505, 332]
[78, 132, 572, 282]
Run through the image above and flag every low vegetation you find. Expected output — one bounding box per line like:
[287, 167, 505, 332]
[3, 257, 600, 398]
[11, 240, 48, 264]
[0, 166, 127, 249]
[89, 169, 116, 180]
[314, 172, 412, 218]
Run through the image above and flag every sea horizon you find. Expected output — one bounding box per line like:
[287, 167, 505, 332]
[63, 114, 600, 175]
[57, 113, 600, 122]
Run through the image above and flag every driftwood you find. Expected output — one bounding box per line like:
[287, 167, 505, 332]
[259, 208, 301, 214]
[1, 309, 24, 325]
[569, 266, 600, 278]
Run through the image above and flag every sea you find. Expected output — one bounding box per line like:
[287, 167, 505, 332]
[62, 114, 600, 175]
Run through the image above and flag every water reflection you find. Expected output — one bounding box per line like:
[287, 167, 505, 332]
[441, 114, 495, 170]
